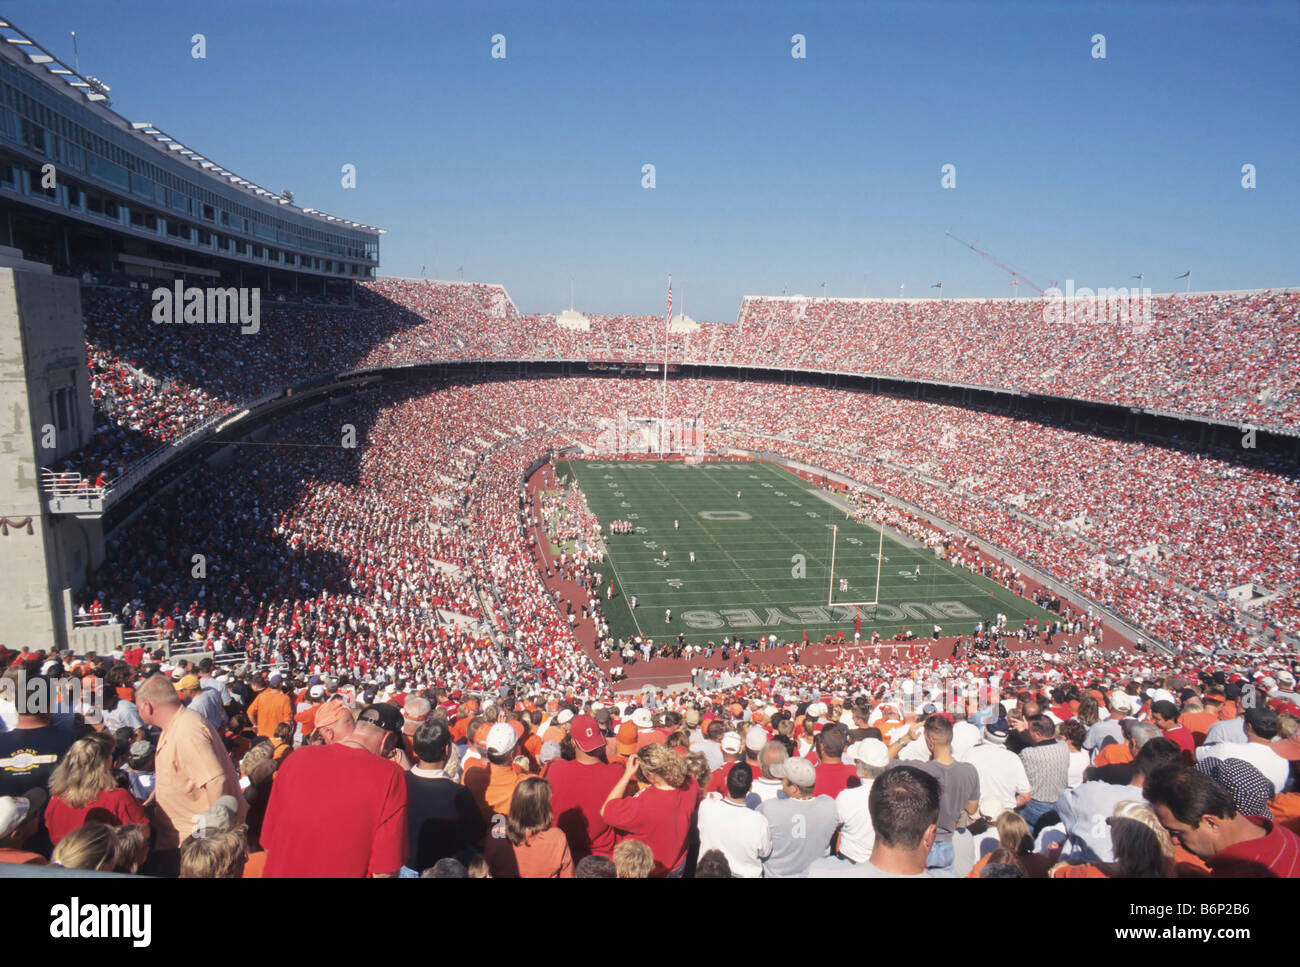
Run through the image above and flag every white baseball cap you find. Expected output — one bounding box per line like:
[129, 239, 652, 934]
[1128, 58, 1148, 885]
[485, 722, 518, 756]
[847, 738, 890, 770]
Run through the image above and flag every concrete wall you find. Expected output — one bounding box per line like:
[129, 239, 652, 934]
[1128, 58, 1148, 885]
[0, 267, 102, 649]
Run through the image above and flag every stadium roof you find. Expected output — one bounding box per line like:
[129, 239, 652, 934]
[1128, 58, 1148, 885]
[0, 16, 385, 235]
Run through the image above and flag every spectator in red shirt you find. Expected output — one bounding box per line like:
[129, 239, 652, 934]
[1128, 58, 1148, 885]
[260, 699, 408, 877]
[705, 731, 746, 796]
[1149, 701, 1195, 764]
[601, 744, 698, 877]
[813, 727, 858, 799]
[546, 714, 623, 859]
[1145, 765, 1300, 877]
[44, 735, 150, 845]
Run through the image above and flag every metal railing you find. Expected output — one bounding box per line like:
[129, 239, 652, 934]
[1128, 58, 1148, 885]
[41, 469, 104, 497]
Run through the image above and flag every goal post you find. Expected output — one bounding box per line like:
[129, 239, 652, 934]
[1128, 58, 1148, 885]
[826, 517, 886, 610]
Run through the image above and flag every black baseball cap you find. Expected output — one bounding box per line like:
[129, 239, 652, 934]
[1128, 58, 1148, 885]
[358, 702, 405, 746]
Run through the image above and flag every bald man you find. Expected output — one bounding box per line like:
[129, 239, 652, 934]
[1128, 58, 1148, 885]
[260, 699, 409, 877]
[136, 673, 247, 877]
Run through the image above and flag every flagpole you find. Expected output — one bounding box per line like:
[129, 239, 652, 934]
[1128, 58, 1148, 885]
[874, 516, 884, 606]
[828, 525, 838, 606]
[661, 274, 670, 460]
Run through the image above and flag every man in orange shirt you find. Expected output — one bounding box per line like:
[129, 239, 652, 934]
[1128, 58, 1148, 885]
[1086, 721, 1161, 784]
[542, 708, 574, 746]
[1218, 683, 1242, 720]
[464, 723, 526, 820]
[450, 699, 479, 743]
[609, 722, 638, 766]
[295, 684, 327, 739]
[248, 673, 293, 739]
[1179, 697, 1218, 748]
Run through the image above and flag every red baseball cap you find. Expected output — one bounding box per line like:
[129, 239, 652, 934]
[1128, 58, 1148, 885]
[570, 714, 604, 753]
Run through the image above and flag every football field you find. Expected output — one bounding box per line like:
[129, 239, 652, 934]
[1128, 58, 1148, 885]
[556, 458, 1055, 647]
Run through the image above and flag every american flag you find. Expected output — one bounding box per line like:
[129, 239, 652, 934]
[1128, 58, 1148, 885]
[666, 275, 673, 325]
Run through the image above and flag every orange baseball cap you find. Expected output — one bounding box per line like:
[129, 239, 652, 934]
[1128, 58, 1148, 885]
[314, 699, 351, 730]
[616, 721, 638, 756]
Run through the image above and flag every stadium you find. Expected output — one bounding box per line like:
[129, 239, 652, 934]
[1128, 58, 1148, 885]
[1, 5, 1298, 892]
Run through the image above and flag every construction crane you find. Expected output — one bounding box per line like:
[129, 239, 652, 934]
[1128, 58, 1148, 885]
[945, 231, 1049, 295]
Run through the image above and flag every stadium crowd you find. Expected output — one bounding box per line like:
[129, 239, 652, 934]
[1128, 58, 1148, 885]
[2, 639, 1297, 878]
[72, 377, 1297, 692]
[58, 282, 1300, 493]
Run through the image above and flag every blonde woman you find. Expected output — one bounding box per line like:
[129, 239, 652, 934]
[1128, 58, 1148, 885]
[51, 822, 149, 873]
[968, 811, 1053, 877]
[600, 743, 698, 877]
[483, 776, 573, 878]
[45, 735, 149, 846]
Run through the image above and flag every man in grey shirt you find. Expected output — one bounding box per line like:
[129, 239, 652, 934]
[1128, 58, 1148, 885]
[1083, 690, 1136, 757]
[756, 756, 838, 877]
[899, 716, 979, 875]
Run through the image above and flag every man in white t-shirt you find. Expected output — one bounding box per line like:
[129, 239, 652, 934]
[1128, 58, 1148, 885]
[698, 761, 771, 877]
[950, 711, 981, 762]
[961, 722, 1032, 815]
[834, 738, 890, 862]
[1195, 707, 1289, 796]
[690, 719, 726, 772]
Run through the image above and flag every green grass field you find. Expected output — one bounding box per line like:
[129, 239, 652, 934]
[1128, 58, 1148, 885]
[556, 458, 1055, 647]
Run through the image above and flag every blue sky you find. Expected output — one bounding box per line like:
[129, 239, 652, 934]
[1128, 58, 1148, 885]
[11, 0, 1299, 320]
